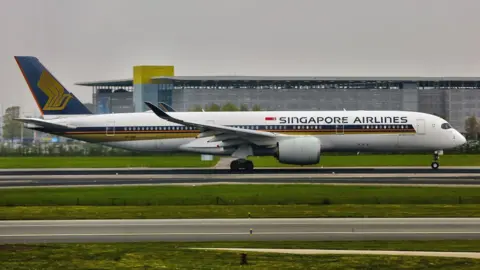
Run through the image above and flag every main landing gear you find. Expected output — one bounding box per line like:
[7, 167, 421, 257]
[431, 151, 441, 170]
[230, 159, 254, 172]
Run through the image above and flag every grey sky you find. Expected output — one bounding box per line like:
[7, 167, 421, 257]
[1, 0, 479, 115]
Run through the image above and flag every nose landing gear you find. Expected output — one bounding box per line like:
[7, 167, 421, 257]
[431, 150, 441, 169]
[230, 159, 254, 172]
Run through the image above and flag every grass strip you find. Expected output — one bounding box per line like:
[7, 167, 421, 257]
[1, 241, 480, 269]
[1, 204, 480, 220]
[2, 185, 480, 207]
[0, 155, 218, 168]
[250, 154, 480, 167]
[3, 185, 479, 220]
[0, 154, 479, 168]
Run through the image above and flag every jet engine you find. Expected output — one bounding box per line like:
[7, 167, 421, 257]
[274, 136, 321, 165]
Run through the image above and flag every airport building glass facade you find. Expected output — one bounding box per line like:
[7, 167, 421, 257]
[92, 87, 134, 114]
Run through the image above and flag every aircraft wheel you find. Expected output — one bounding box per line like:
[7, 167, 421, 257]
[230, 160, 239, 172]
[431, 162, 439, 170]
[245, 160, 254, 172]
[230, 159, 254, 172]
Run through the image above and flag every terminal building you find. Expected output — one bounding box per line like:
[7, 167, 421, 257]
[76, 65, 480, 132]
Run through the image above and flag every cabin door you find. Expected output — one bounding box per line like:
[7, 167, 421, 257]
[416, 119, 426, 135]
[106, 121, 115, 136]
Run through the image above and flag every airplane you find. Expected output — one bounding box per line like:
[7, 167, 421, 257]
[13, 56, 466, 171]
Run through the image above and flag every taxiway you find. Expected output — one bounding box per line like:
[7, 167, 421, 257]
[2, 218, 480, 244]
[1, 167, 480, 187]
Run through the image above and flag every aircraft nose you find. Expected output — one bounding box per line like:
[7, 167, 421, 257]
[455, 130, 466, 146]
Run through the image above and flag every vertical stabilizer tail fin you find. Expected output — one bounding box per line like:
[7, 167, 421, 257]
[14, 56, 92, 116]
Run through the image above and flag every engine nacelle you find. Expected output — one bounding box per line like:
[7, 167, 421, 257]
[274, 136, 321, 165]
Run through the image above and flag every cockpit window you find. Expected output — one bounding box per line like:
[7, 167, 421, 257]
[441, 123, 452, 129]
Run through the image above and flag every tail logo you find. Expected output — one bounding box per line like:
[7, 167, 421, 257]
[37, 70, 72, 111]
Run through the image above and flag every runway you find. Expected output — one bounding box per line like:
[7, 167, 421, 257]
[2, 218, 480, 244]
[2, 166, 480, 176]
[2, 167, 480, 187]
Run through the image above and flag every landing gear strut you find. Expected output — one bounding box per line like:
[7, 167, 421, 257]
[431, 151, 440, 170]
[230, 159, 254, 172]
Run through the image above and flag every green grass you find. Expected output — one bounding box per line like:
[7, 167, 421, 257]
[2, 185, 479, 206]
[2, 204, 480, 220]
[0, 155, 219, 168]
[2, 185, 480, 219]
[2, 241, 480, 269]
[167, 240, 480, 252]
[250, 154, 480, 167]
[0, 154, 479, 168]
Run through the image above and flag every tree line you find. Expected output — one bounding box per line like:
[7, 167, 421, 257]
[188, 103, 263, 112]
[465, 115, 480, 140]
[2, 106, 34, 140]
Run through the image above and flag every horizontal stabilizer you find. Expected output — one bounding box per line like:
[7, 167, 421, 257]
[14, 118, 76, 129]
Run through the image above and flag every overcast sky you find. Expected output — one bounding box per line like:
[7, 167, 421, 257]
[1, 0, 480, 115]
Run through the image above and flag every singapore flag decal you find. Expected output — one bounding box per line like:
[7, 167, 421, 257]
[265, 116, 276, 121]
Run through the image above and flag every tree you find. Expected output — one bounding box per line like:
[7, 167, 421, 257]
[464, 115, 479, 140]
[2, 106, 34, 141]
[190, 103, 261, 112]
[221, 102, 239, 111]
[189, 105, 203, 112]
[205, 103, 221, 111]
[3, 106, 21, 141]
[251, 104, 262, 111]
[240, 104, 249, 111]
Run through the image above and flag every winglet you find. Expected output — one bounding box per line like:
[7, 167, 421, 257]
[145, 101, 170, 118]
[158, 102, 176, 112]
[145, 101, 188, 127]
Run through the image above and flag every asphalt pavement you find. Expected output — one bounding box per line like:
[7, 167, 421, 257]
[1, 167, 480, 176]
[2, 218, 480, 244]
[2, 167, 480, 187]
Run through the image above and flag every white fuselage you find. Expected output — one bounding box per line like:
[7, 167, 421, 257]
[34, 110, 465, 157]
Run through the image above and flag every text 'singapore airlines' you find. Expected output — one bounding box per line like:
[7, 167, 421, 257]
[276, 116, 408, 124]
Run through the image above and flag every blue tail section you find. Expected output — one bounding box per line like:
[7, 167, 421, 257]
[15, 56, 92, 115]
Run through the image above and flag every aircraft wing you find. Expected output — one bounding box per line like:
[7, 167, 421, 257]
[14, 117, 77, 130]
[144, 102, 282, 147]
